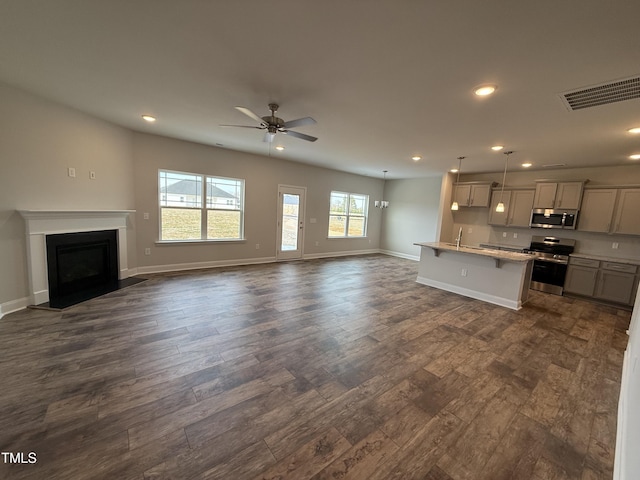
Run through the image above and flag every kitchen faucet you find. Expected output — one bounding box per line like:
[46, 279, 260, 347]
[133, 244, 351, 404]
[455, 227, 463, 250]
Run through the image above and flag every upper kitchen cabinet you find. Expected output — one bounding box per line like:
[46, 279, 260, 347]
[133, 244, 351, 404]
[577, 189, 617, 233]
[488, 189, 535, 227]
[452, 182, 493, 208]
[533, 181, 584, 209]
[613, 188, 640, 235]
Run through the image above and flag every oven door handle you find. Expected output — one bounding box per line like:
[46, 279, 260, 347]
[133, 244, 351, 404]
[533, 258, 569, 265]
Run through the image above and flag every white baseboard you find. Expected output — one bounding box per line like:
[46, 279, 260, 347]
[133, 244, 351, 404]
[416, 275, 522, 310]
[303, 249, 380, 260]
[379, 249, 420, 261]
[0, 296, 30, 320]
[137, 256, 278, 275]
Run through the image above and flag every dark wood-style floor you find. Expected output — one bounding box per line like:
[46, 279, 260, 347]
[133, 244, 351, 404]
[0, 254, 630, 480]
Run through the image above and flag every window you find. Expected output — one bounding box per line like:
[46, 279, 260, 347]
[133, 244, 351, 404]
[328, 191, 369, 237]
[159, 170, 244, 241]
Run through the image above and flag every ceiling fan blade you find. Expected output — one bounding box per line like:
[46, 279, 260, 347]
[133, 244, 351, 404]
[283, 130, 318, 142]
[235, 106, 266, 125]
[219, 124, 264, 129]
[282, 116, 316, 129]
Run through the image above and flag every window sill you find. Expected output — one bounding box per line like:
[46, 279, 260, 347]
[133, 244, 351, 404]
[155, 239, 246, 245]
[326, 236, 368, 240]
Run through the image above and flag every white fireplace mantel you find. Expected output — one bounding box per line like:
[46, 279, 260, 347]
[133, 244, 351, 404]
[19, 210, 135, 306]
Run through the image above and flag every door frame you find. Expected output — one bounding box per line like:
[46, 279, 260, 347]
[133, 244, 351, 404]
[276, 184, 306, 261]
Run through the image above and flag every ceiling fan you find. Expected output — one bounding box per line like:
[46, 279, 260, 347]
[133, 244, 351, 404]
[220, 103, 317, 143]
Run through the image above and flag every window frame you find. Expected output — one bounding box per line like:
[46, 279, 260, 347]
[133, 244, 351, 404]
[158, 169, 245, 242]
[327, 190, 369, 238]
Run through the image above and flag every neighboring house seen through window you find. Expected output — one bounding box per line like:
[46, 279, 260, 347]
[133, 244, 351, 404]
[328, 191, 368, 237]
[159, 170, 244, 241]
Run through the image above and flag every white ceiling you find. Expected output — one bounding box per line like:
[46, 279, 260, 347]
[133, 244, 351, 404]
[1, 1, 639, 179]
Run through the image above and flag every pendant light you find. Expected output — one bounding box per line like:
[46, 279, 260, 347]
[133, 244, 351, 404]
[495, 151, 513, 213]
[450, 156, 465, 211]
[374, 170, 389, 208]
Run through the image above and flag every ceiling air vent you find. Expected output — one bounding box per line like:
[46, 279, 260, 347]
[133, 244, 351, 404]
[560, 75, 640, 111]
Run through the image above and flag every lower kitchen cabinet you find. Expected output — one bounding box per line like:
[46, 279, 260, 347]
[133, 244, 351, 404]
[564, 264, 598, 297]
[565, 257, 639, 306]
[595, 269, 636, 305]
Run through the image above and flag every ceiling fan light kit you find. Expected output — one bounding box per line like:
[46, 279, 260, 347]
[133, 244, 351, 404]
[220, 103, 318, 143]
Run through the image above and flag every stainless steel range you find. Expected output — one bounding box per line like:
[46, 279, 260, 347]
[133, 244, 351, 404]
[525, 236, 576, 295]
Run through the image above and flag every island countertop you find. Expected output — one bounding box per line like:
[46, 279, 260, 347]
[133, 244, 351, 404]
[415, 242, 535, 263]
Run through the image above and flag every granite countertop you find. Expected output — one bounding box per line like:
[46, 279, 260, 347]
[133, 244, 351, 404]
[479, 243, 527, 252]
[570, 252, 640, 266]
[415, 242, 535, 263]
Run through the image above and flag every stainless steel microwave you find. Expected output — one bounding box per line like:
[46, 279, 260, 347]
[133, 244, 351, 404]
[530, 209, 578, 229]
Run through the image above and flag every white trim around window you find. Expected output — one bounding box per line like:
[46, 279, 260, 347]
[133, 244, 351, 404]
[158, 169, 245, 242]
[327, 190, 369, 238]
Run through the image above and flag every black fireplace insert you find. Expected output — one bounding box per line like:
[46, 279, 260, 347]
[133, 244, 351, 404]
[46, 230, 119, 308]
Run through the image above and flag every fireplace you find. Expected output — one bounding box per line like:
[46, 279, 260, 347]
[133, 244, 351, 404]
[19, 210, 135, 307]
[46, 230, 119, 308]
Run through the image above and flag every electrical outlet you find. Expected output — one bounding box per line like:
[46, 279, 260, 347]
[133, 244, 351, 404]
[502, 232, 507, 238]
[143, 212, 149, 220]
[467, 227, 473, 234]
[461, 268, 468, 277]
[513, 233, 518, 239]
[144, 248, 151, 256]
[68, 167, 76, 178]
[89, 171, 96, 180]
[255, 244, 260, 249]
[612, 242, 619, 249]
[315, 241, 319, 246]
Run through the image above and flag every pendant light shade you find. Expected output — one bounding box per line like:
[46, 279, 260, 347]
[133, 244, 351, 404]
[495, 151, 513, 213]
[451, 156, 465, 211]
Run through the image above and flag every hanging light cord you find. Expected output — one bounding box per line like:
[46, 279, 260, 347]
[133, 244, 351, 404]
[455, 157, 464, 183]
[498, 151, 512, 203]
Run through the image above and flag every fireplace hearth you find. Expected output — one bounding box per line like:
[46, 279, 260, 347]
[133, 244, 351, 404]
[46, 230, 119, 308]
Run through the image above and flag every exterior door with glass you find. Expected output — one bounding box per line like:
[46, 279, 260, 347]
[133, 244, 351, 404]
[277, 185, 306, 260]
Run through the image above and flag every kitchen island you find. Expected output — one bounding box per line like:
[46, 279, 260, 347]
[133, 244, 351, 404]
[414, 242, 535, 310]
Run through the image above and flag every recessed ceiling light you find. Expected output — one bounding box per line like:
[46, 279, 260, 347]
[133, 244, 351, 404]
[275, 145, 285, 151]
[628, 127, 640, 134]
[450, 168, 459, 173]
[142, 115, 156, 122]
[630, 154, 640, 160]
[412, 155, 422, 161]
[522, 162, 532, 168]
[491, 145, 504, 151]
[474, 85, 497, 96]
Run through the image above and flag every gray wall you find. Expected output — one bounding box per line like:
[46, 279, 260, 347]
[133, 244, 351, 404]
[0, 83, 135, 311]
[380, 176, 444, 260]
[132, 132, 384, 270]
